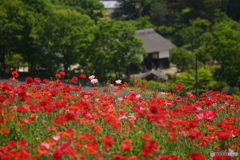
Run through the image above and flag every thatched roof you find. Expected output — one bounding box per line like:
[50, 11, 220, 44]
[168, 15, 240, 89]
[130, 69, 168, 81]
[135, 28, 176, 53]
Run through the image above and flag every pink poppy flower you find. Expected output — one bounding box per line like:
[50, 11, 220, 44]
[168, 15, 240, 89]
[115, 80, 122, 84]
[91, 79, 98, 84]
[89, 75, 95, 80]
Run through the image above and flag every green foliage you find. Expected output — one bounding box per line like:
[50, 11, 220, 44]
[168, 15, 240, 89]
[189, 18, 211, 31]
[178, 25, 204, 47]
[5, 53, 27, 71]
[113, 0, 160, 20]
[37, 8, 96, 72]
[209, 20, 240, 86]
[129, 16, 155, 30]
[149, 1, 168, 26]
[119, 0, 240, 27]
[112, 0, 141, 20]
[87, 19, 147, 81]
[182, 0, 226, 23]
[131, 78, 174, 92]
[169, 48, 195, 72]
[0, 0, 26, 71]
[175, 68, 218, 93]
[194, 46, 212, 64]
[156, 26, 176, 35]
[58, 0, 106, 21]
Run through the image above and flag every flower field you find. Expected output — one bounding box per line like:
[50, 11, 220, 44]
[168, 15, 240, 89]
[0, 72, 239, 160]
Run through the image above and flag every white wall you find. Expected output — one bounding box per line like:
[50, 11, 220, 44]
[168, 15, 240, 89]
[18, 67, 29, 72]
[158, 50, 169, 58]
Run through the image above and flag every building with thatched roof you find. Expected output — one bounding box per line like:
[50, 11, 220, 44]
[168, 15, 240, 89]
[135, 28, 176, 71]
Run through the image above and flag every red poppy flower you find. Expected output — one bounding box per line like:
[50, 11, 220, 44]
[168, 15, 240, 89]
[11, 71, 19, 78]
[78, 134, 95, 141]
[100, 135, 115, 151]
[18, 139, 28, 147]
[47, 127, 56, 132]
[108, 84, 115, 87]
[9, 78, 17, 82]
[121, 143, 132, 152]
[90, 124, 102, 133]
[215, 130, 232, 140]
[173, 84, 183, 90]
[133, 80, 139, 85]
[69, 76, 78, 83]
[34, 78, 41, 85]
[103, 89, 109, 92]
[141, 82, 148, 86]
[79, 74, 87, 78]
[142, 134, 151, 139]
[155, 155, 180, 160]
[59, 72, 66, 76]
[25, 76, 33, 84]
[43, 79, 49, 84]
[72, 86, 82, 91]
[55, 74, 61, 79]
[1, 128, 10, 134]
[189, 153, 206, 160]
[100, 135, 115, 146]
[121, 140, 133, 152]
[141, 140, 160, 157]
[7, 140, 18, 147]
[224, 117, 238, 123]
[187, 129, 201, 140]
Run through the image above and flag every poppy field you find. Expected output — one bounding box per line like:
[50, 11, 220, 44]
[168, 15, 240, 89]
[0, 71, 239, 160]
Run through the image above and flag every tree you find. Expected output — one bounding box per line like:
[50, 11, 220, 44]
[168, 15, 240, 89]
[0, 0, 25, 72]
[58, 0, 106, 21]
[108, 21, 146, 78]
[169, 48, 195, 72]
[149, 1, 169, 26]
[0, 0, 61, 73]
[17, 12, 46, 72]
[87, 19, 146, 81]
[209, 20, 240, 87]
[113, 0, 160, 20]
[32, 7, 96, 72]
[21, 0, 51, 14]
[194, 46, 212, 65]
[129, 16, 155, 30]
[182, 0, 224, 23]
[178, 18, 210, 51]
[5, 53, 27, 71]
[113, 0, 140, 20]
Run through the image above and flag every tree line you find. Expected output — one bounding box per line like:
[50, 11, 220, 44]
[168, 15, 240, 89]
[113, 0, 240, 24]
[1, 0, 240, 91]
[0, 0, 146, 81]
